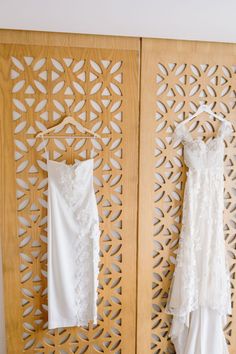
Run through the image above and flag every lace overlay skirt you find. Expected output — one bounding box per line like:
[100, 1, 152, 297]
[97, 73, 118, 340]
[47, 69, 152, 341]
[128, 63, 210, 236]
[165, 167, 231, 320]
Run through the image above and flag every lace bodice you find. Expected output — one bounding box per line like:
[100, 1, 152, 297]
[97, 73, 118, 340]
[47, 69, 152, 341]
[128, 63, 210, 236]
[172, 120, 233, 170]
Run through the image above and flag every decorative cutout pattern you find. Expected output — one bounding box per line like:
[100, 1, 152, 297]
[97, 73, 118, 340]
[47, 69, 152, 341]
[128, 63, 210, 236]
[5, 45, 138, 353]
[151, 61, 236, 353]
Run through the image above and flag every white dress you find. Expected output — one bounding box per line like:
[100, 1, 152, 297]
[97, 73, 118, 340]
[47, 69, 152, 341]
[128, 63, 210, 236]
[47, 158, 100, 329]
[165, 120, 233, 354]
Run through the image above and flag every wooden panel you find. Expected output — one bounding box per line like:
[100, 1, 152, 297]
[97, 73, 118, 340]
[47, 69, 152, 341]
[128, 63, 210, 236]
[0, 29, 139, 50]
[0, 30, 140, 353]
[138, 38, 236, 354]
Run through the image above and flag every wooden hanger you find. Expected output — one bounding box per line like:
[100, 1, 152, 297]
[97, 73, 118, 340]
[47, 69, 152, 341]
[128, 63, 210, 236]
[36, 116, 101, 139]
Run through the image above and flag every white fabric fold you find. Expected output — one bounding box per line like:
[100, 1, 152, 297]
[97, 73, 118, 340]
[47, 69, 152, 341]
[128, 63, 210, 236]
[171, 307, 228, 354]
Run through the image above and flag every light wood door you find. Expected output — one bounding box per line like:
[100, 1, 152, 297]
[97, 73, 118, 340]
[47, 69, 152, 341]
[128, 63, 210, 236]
[138, 38, 236, 354]
[1, 30, 236, 354]
[0, 30, 140, 353]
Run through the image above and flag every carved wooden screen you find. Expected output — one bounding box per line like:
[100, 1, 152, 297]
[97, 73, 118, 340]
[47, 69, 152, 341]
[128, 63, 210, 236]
[0, 31, 139, 353]
[138, 38, 236, 354]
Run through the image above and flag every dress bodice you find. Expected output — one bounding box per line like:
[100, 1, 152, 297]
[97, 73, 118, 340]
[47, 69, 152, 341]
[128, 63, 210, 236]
[172, 120, 233, 171]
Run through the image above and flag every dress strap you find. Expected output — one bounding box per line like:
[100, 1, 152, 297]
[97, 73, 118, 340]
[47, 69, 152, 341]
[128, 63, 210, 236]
[40, 135, 49, 161]
[172, 123, 193, 144]
[217, 120, 233, 139]
[89, 146, 94, 158]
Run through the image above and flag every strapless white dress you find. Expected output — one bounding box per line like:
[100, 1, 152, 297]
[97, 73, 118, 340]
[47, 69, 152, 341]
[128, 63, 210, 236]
[47, 158, 100, 329]
[165, 120, 233, 354]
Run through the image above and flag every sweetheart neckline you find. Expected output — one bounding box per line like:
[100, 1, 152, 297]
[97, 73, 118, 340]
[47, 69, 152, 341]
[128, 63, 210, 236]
[185, 136, 223, 146]
[183, 136, 224, 153]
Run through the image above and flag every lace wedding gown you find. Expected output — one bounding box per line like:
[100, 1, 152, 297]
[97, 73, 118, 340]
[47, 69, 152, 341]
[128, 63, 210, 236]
[165, 120, 233, 354]
[47, 158, 100, 329]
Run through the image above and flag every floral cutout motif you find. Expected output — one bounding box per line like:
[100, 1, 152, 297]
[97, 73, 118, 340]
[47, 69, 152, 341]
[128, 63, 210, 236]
[11, 51, 124, 352]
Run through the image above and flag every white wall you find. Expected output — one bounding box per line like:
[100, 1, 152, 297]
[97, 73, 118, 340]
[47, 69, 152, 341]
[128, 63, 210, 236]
[0, 0, 236, 43]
